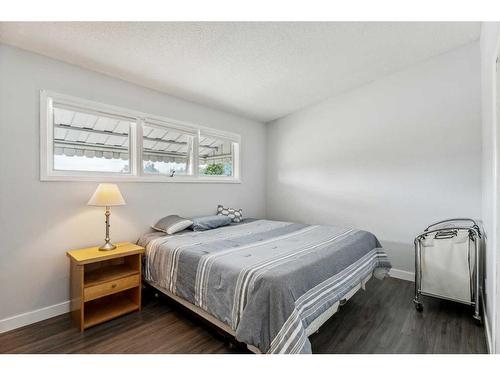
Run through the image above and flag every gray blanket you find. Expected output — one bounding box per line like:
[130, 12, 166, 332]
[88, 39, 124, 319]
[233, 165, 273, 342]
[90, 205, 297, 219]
[138, 219, 391, 353]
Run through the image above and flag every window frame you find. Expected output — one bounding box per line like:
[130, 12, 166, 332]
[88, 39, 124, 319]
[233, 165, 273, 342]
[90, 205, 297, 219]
[40, 90, 241, 183]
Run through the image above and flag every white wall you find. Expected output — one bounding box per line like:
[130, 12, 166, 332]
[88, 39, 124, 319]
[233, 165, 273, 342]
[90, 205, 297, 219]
[0, 44, 267, 327]
[480, 22, 500, 354]
[266, 43, 482, 276]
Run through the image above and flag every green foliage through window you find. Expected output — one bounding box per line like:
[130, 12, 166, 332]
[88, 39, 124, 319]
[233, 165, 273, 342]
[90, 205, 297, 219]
[204, 163, 225, 175]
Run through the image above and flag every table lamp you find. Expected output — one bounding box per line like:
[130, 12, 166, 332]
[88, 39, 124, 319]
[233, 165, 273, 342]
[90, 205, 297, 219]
[88, 183, 126, 251]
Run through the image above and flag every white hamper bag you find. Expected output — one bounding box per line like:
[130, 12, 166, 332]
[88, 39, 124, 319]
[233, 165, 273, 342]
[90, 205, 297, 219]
[420, 230, 473, 303]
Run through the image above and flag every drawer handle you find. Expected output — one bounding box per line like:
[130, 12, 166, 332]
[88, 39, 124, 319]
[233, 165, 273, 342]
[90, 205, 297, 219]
[111, 283, 117, 288]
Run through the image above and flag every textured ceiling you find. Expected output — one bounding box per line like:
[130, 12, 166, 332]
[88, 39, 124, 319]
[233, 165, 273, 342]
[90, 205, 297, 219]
[0, 22, 481, 122]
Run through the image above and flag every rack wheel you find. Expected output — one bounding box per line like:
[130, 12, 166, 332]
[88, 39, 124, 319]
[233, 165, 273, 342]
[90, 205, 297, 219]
[415, 302, 423, 312]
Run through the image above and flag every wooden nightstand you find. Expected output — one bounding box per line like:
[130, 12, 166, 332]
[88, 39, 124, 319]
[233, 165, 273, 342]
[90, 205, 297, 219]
[67, 242, 145, 331]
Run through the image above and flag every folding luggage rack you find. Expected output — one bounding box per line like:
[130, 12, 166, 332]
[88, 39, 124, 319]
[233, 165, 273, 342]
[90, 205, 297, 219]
[413, 218, 481, 324]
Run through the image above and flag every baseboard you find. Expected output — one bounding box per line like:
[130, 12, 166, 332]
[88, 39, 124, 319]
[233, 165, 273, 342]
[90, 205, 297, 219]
[0, 300, 70, 334]
[389, 268, 415, 282]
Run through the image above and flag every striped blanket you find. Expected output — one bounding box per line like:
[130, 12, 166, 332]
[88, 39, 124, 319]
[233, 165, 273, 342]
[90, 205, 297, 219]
[138, 219, 391, 354]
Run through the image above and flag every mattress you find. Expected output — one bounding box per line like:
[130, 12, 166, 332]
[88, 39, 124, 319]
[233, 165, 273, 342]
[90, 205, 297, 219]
[137, 219, 391, 353]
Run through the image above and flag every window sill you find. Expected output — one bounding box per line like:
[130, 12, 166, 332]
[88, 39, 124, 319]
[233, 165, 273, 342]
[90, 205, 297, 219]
[40, 173, 241, 184]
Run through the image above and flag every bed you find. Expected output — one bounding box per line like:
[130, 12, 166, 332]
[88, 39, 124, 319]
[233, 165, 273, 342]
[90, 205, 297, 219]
[137, 219, 391, 354]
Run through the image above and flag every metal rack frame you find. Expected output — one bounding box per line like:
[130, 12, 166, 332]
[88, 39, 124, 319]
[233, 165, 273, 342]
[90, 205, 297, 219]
[413, 218, 481, 323]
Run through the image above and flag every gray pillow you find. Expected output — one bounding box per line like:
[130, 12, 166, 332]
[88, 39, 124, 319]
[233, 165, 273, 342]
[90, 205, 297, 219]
[191, 215, 232, 231]
[217, 205, 243, 223]
[152, 215, 193, 234]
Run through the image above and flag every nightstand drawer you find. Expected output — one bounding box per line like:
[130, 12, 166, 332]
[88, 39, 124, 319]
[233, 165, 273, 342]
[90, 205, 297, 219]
[84, 274, 140, 302]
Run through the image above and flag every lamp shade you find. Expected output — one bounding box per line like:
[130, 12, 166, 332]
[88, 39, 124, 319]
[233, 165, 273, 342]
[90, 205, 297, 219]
[87, 184, 126, 207]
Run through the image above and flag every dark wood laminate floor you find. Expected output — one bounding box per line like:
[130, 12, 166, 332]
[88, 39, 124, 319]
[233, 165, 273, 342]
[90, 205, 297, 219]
[0, 278, 487, 354]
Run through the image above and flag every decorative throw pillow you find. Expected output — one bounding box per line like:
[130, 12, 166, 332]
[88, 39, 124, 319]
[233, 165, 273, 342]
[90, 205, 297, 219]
[152, 215, 193, 234]
[217, 205, 243, 223]
[191, 215, 232, 231]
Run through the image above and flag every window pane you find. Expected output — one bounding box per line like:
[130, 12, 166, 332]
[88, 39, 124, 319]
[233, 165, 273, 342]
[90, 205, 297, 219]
[142, 123, 193, 176]
[198, 134, 233, 177]
[53, 106, 131, 173]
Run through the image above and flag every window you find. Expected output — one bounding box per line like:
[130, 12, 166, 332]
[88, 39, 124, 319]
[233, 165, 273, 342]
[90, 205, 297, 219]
[41, 91, 241, 182]
[52, 104, 133, 174]
[142, 122, 194, 176]
[198, 133, 235, 177]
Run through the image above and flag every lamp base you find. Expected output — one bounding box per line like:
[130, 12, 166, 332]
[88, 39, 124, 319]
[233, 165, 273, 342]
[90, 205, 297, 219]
[98, 241, 117, 251]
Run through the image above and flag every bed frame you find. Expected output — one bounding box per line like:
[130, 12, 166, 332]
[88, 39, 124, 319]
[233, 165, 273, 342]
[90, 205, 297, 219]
[146, 272, 374, 354]
[147, 281, 262, 353]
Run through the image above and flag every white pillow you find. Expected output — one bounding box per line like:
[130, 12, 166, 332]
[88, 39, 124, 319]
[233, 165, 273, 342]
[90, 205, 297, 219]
[152, 215, 193, 234]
